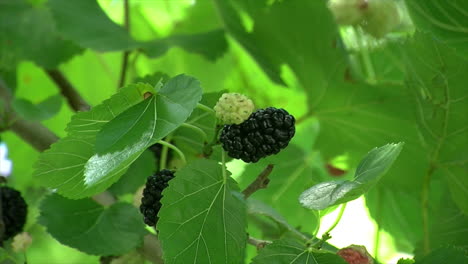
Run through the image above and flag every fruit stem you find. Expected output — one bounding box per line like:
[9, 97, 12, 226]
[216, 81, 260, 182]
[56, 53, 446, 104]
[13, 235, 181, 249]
[180, 123, 208, 142]
[325, 203, 347, 235]
[354, 27, 376, 84]
[196, 103, 215, 114]
[158, 136, 187, 169]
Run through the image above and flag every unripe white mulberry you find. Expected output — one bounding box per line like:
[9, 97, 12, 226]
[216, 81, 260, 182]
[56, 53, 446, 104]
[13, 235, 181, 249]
[214, 93, 255, 125]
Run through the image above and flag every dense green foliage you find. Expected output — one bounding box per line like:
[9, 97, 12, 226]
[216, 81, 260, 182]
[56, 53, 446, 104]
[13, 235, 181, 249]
[0, 0, 467, 263]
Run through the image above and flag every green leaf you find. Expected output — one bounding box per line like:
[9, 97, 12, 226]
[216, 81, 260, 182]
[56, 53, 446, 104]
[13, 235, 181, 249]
[251, 238, 347, 264]
[142, 29, 228, 61]
[402, 33, 468, 214]
[299, 143, 403, 210]
[34, 84, 144, 198]
[47, 0, 138, 51]
[108, 150, 156, 196]
[151, 74, 203, 142]
[237, 144, 327, 231]
[39, 193, 147, 256]
[414, 246, 468, 264]
[406, 0, 468, 59]
[214, 0, 348, 99]
[0, 0, 82, 69]
[95, 96, 157, 154]
[157, 159, 247, 264]
[12, 94, 62, 121]
[172, 91, 222, 161]
[247, 199, 309, 241]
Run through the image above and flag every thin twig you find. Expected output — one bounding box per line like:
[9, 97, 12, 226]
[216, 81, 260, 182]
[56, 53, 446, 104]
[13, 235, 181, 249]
[118, 0, 131, 89]
[242, 164, 274, 198]
[247, 236, 272, 250]
[46, 69, 90, 112]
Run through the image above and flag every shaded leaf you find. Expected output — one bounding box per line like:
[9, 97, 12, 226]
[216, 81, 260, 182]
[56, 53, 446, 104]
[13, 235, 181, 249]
[300, 143, 403, 210]
[0, 0, 82, 69]
[12, 94, 62, 121]
[414, 246, 468, 264]
[251, 238, 347, 264]
[48, 0, 138, 51]
[214, 0, 348, 99]
[108, 150, 156, 196]
[157, 159, 247, 264]
[39, 193, 147, 255]
[237, 144, 327, 234]
[142, 29, 228, 61]
[406, 0, 468, 59]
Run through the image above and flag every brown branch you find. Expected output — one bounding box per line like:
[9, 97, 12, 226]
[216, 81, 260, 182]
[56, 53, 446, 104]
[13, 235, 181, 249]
[242, 164, 274, 198]
[247, 236, 272, 250]
[118, 0, 131, 89]
[45, 69, 90, 112]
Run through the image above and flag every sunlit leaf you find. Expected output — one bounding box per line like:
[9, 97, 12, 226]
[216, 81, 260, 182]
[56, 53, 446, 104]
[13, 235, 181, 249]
[34, 84, 144, 198]
[300, 143, 403, 210]
[39, 193, 147, 255]
[157, 159, 247, 264]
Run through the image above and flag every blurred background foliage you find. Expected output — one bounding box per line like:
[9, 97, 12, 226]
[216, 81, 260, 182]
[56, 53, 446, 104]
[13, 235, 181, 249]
[0, 0, 467, 263]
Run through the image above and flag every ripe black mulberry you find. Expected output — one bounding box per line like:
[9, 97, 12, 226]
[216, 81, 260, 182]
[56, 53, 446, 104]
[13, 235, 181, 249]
[139, 169, 175, 226]
[220, 107, 295, 163]
[1, 186, 27, 241]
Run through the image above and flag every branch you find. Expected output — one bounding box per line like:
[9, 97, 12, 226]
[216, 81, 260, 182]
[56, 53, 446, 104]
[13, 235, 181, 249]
[242, 164, 274, 198]
[247, 236, 272, 250]
[0, 79, 59, 152]
[118, 0, 131, 88]
[46, 69, 90, 112]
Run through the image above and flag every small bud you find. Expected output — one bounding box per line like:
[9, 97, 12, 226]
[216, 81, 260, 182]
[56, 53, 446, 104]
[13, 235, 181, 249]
[360, 0, 400, 38]
[11, 232, 32, 253]
[328, 0, 369, 25]
[337, 245, 374, 264]
[214, 93, 255, 124]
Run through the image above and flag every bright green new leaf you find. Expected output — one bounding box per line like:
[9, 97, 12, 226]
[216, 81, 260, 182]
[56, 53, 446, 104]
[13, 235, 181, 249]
[300, 143, 403, 210]
[251, 238, 347, 264]
[39, 193, 147, 256]
[406, 0, 468, 60]
[157, 159, 247, 264]
[414, 246, 468, 264]
[12, 94, 62, 121]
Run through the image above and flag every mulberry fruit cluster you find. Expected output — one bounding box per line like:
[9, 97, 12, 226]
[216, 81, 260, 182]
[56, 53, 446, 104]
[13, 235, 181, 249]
[139, 169, 175, 226]
[214, 93, 255, 124]
[220, 107, 295, 163]
[1, 186, 27, 241]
